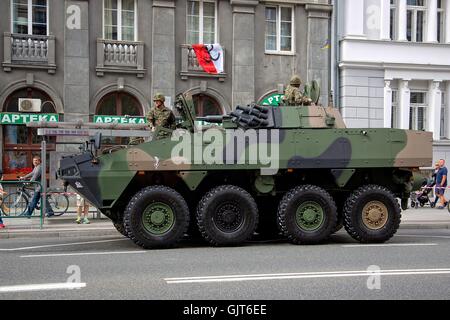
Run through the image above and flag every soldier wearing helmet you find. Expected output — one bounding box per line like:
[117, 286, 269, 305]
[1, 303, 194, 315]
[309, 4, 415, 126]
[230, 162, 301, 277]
[283, 75, 313, 106]
[146, 93, 176, 135]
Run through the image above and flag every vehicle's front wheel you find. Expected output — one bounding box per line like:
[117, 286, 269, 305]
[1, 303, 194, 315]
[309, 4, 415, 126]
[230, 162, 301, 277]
[124, 186, 190, 249]
[343, 185, 401, 243]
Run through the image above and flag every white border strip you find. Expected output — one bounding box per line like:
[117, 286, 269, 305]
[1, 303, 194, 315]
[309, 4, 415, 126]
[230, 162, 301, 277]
[0, 282, 86, 293]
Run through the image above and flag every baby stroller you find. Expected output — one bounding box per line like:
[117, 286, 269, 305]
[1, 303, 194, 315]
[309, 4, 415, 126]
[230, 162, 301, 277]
[410, 179, 437, 209]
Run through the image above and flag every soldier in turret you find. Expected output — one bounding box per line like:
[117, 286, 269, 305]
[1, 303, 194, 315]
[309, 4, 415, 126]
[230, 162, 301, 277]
[129, 93, 176, 145]
[146, 93, 176, 139]
[283, 75, 312, 106]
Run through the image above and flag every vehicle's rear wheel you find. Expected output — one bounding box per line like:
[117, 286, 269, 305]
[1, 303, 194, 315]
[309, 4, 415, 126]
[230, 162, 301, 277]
[124, 186, 189, 249]
[196, 185, 258, 246]
[277, 185, 337, 244]
[343, 185, 401, 243]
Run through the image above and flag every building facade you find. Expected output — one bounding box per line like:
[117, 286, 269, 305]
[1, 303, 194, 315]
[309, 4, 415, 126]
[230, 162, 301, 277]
[335, 0, 450, 164]
[0, 0, 332, 183]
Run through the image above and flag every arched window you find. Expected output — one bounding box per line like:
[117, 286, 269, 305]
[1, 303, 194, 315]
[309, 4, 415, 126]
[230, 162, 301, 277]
[2, 88, 56, 179]
[96, 91, 143, 145]
[193, 94, 224, 116]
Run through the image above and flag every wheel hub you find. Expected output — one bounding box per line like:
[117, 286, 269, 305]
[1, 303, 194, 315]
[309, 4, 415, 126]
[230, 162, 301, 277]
[362, 201, 389, 230]
[296, 201, 324, 231]
[214, 202, 243, 233]
[142, 202, 175, 235]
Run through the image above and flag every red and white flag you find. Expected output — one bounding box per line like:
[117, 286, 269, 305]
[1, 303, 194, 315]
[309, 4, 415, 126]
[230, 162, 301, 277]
[192, 44, 224, 74]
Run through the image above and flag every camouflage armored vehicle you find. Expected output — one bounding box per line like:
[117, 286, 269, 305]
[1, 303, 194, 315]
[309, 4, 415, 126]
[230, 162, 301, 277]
[58, 93, 432, 249]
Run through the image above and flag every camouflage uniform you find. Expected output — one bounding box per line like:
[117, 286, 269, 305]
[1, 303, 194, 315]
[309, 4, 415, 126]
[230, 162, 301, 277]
[283, 75, 312, 106]
[146, 94, 176, 139]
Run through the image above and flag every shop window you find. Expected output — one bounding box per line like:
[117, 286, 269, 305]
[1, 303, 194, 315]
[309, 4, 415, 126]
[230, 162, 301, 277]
[96, 91, 143, 145]
[2, 88, 56, 179]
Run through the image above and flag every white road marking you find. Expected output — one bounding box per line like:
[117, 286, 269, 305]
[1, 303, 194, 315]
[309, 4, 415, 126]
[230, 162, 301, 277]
[341, 243, 438, 248]
[397, 234, 450, 240]
[21, 250, 147, 258]
[165, 268, 450, 284]
[0, 239, 127, 252]
[0, 283, 86, 293]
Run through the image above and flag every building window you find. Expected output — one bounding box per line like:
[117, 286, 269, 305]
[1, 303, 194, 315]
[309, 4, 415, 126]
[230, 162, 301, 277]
[2, 88, 55, 179]
[391, 90, 399, 128]
[406, 0, 426, 42]
[390, 0, 397, 40]
[438, 0, 445, 43]
[187, 0, 217, 44]
[265, 6, 294, 53]
[441, 92, 447, 139]
[96, 92, 142, 145]
[409, 92, 427, 131]
[103, 0, 136, 41]
[11, 0, 48, 35]
[193, 94, 224, 117]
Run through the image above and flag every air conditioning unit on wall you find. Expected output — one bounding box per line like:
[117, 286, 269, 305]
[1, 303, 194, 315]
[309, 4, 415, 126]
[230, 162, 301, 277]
[18, 99, 42, 112]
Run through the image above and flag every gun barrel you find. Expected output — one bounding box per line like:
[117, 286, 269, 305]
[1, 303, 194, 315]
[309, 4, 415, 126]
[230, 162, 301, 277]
[196, 116, 224, 124]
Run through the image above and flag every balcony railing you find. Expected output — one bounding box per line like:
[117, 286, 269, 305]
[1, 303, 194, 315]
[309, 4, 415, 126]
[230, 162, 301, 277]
[96, 39, 145, 78]
[2, 33, 56, 73]
[180, 44, 226, 82]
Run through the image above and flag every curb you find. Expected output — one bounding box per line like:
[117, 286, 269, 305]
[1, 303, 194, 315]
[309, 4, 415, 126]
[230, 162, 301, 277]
[400, 223, 450, 230]
[0, 228, 119, 239]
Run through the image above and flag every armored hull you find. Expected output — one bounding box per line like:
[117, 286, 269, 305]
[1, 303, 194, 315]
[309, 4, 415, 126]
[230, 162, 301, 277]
[58, 94, 433, 249]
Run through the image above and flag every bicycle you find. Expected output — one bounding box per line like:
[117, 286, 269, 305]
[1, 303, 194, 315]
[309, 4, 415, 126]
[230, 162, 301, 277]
[0, 182, 69, 217]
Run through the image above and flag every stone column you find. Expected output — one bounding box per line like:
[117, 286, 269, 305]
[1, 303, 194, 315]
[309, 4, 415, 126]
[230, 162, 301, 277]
[63, 0, 90, 159]
[343, 0, 365, 38]
[426, 0, 438, 43]
[383, 80, 393, 128]
[445, 0, 450, 43]
[398, 80, 410, 129]
[230, 0, 257, 107]
[306, 4, 333, 105]
[151, 0, 176, 105]
[380, 0, 391, 40]
[397, 0, 407, 41]
[428, 81, 442, 141]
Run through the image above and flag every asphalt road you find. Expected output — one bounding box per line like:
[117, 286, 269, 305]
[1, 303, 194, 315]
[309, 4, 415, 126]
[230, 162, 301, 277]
[0, 229, 450, 301]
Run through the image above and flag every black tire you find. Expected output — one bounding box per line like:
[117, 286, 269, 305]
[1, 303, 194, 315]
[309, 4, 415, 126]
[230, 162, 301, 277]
[1, 192, 28, 216]
[420, 203, 425, 208]
[411, 201, 416, 208]
[113, 219, 128, 237]
[47, 193, 69, 216]
[197, 185, 258, 246]
[123, 186, 190, 249]
[277, 185, 338, 245]
[343, 185, 401, 243]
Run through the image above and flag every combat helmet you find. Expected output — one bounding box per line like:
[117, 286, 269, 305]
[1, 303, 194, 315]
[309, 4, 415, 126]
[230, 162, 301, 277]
[153, 93, 165, 103]
[290, 75, 302, 86]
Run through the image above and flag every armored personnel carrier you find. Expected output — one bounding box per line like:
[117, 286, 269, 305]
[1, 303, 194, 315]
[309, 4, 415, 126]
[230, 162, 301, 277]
[58, 93, 432, 249]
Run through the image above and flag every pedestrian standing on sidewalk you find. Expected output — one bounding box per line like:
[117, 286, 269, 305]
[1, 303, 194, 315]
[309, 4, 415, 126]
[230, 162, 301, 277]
[19, 155, 55, 217]
[436, 159, 448, 209]
[0, 169, 6, 229]
[76, 194, 90, 224]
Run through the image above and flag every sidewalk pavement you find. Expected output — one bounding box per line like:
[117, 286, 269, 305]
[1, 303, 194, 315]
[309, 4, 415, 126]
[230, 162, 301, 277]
[0, 205, 450, 240]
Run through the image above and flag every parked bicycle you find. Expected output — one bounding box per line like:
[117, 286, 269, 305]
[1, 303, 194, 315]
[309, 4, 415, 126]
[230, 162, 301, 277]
[0, 183, 69, 217]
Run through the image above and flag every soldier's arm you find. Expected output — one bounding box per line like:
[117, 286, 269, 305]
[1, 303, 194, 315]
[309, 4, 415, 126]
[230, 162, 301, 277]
[146, 109, 155, 128]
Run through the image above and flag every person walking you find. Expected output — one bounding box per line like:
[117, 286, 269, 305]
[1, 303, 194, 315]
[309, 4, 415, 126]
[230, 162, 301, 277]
[20, 156, 55, 217]
[436, 159, 448, 209]
[75, 194, 90, 224]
